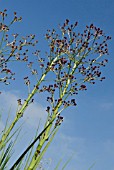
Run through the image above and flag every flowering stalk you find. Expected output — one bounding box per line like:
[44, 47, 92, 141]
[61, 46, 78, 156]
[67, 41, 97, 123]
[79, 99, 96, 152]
[26, 20, 111, 169]
[0, 12, 111, 169]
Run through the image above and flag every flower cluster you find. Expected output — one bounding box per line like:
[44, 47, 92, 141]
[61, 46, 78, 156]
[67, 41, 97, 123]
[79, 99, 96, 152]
[0, 9, 38, 87]
[55, 115, 64, 127]
[37, 19, 111, 127]
[14, 19, 111, 130]
[45, 20, 111, 57]
[17, 99, 22, 106]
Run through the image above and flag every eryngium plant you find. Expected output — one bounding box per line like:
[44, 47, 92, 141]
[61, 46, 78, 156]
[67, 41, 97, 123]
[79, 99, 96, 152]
[0, 10, 111, 170]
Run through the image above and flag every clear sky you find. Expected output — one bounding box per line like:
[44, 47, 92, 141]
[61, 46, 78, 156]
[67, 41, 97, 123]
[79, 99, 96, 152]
[0, 0, 114, 170]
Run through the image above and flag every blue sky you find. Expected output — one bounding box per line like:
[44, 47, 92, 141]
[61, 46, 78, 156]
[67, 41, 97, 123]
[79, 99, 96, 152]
[0, 0, 114, 170]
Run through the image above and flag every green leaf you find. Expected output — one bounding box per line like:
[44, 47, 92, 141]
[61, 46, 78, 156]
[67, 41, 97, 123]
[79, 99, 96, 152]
[54, 158, 62, 170]
[88, 162, 96, 170]
[62, 153, 75, 170]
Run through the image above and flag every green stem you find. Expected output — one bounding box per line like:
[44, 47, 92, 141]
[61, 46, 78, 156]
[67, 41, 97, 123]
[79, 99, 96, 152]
[27, 61, 78, 169]
[28, 128, 59, 170]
